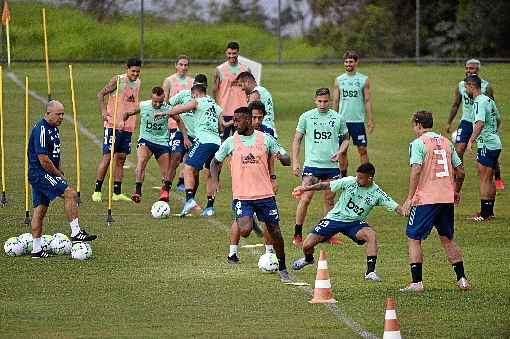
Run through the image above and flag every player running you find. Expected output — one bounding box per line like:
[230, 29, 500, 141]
[29, 101, 96, 258]
[401, 110, 469, 292]
[465, 75, 502, 222]
[209, 106, 292, 283]
[333, 50, 374, 177]
[292, 163, 403, 281]
[292, 88, 350, 247]
[213, 41, 251, 141]
[92, 58, 141, 202]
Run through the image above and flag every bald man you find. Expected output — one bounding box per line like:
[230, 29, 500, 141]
[28, 100, 97, 258]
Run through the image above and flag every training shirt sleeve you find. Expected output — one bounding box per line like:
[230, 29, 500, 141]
[264, 134, 287, 156]
[375, 188, 399, 211]
[329, 177, 353, 193]
[33, 124, 49, 155]
[474, 99, 487, 123]
[409, 139, 425, 166]
[450, 142, 462, 168]
[296, 112, 306, 134]
[214, 136, 234, 162]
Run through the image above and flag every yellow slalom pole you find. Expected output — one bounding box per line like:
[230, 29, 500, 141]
[0, 66, 6, 206]
[5, 20, 11, 68]
[68, 65, 80, 204]
[107, 76, 120, 226]
[24, 76, 30, 224]
[42, 8, 51, 101]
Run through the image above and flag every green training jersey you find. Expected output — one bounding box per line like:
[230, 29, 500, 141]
[138, 100, 171, 146]
[474, 94, 501, 150]
[458, 79, 489, 123]
[215, 131, 286, 162]
[326, 177, 398, 223]
[194, 96, 222, 145]
[409, 131, 462, 167]
[253, 85, 276, 131]
[296, 108, 348, 169]
[169, 90, 195, 138]
[336, 72, 368, 123]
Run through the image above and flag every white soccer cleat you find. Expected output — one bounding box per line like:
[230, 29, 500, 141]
[180, 198, 198, 216]
[457, 277, 471, 291]
[400, 281, 424, 293]
[365, 271, 382, 281]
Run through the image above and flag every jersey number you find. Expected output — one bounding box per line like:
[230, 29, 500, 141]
[433, 149, 450, 178]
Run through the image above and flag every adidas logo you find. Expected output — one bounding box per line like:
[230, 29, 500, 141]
[241, 153, 257, 164]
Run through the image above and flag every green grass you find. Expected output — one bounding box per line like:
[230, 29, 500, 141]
[0, 63, 509, 338]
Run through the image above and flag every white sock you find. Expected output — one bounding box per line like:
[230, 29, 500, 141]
[265, 244, 274, 253]
[229, 245, 238, 256]
[70, 218, 80, 237]
[32, 237, 42, 253]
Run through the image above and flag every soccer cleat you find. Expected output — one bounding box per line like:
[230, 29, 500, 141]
[495, 179, 505, 190]
[91, 191, 102, 202]
[159, 188, 169, 202]
[31, 250, 52, 258]
[327, 235, 342, 246]
[227, 253, 240, 264]
[71, 229, 97, 243]
[176, 182, 185, 192]
[457, 277, 471, 291]
[292, 235, 303, 247]
[180, 198, 198, 216]
[291, 257, 314, 270]
[365, 271, 382, 281]
[201, 207, 215, 217]
[399, 281, 424, 293]
[279, 269, 292, 283]
[131, 192, 141, 203]
[112, 193, 132, 202]
[470, 213, 492, 222]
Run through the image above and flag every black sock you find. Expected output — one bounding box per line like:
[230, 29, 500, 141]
[410, 263, 422, 283]
[163, 180, 171, 192]
[366, 256, 377, 274]
[95, 180, 103, 192]
[135, 182, 142, 195]
[294, 224, 303, 237]
[305, 253, 314, 263]
[206, 195, 215, 208]
[480, 200, 492, 219]
[185, 189, 194, 201]
[278, 255, 287, 271]
[341, 169, 347, 178]
[113, 181, 121, 195]
[177, 177, 184, 186]
[489, 199, 495, 216]
[452, 261, 466, 281]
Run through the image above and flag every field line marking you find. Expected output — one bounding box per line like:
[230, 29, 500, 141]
[6, 70, 379, 339]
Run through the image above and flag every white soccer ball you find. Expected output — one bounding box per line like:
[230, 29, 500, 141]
[17, 233, 33, 254]
[451, 130, 458, 143]
[50, 236, 72, 255]
[4, 237, 24, 256]
[71, 242, 92, 260]
[53, 233, 69, 241]
[258, 253, 279, 273]
[151, 201, 170, 219]
[41, 234, 54, 253]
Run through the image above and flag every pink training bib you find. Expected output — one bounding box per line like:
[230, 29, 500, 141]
[105, 74, 140, 133]
[165, 74, 193, 129]
[216, 62, 248, 117]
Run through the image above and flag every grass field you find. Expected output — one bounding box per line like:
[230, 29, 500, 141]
[0, 63, 509, 338]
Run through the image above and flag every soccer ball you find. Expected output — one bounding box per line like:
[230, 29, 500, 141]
[53, 233, 69, 241]
[17, 233, 33, 254]
[41, 234, 54, 253]
[50, 236, 72, 255]
[451, 130, 458, 143]
[4, 237, 24, 256]
[71, 242, 92, 260]
[258, 253, 279, 273]
[151, 201, 170, 219]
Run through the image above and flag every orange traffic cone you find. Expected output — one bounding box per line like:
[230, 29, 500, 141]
[383, 297, 401, 339]
[309, 249, 337, 304]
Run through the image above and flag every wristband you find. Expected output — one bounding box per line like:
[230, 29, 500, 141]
[270, 175, 277, 180]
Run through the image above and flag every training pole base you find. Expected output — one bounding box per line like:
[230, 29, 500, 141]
[76, 192, 81, 206]
[0, 192, 6, 207]
[24, 211, 31, 225]
[106, 210, 114, 226]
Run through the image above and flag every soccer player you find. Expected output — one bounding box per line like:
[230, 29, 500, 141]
[92, 58, 141, 202]
[446, 59, 504, 190]
[28, 101, 96, 258]
[332, 50, 374, 177]
[236, 71, 277, 136]
[465, 75, 502, 221]
[163, 55, 194, 193]
[401, 110, 469, 292]
[213, 41, 251, 141]
[291, 163, 403, 281]
[156, 84, 222, 216]
[210, 107, 292, 283]
[292, 88, 350, 247]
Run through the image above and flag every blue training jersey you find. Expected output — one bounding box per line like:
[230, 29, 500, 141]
[258, 124, 275, 138]
[28, 119, 61, 179]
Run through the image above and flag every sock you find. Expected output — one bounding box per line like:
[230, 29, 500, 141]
[265, 244, 274, 253]
[70, 218, 80, 237]
[480, 200, 492, 219]
[113, 181, 122, 195]
[489, 199, 495, 216]
[452, 261, 466, 281]
[32, 237, 42, 253]
[95, 180, 103, 192]
[278, 255, 287, 271]
[341, 169, 347, 178]
[229, 245, 238, 256]
[163, 180, 171, 192]
[366, 256, 377, 274]
[177, 177, 184, 186]
[135, 182, 142, 195]
[206, 195, 215, 208]
[410, 263, 423, 283]
[305, 253, 314, 263]
[185, 189, 194, 201]
[294, 224, 303, 237]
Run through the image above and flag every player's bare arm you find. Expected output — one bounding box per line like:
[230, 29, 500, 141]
[175, 116, 192, 149]
[487, 84, 495, 100]
[466, 121, 484, 156]
[292, 132, 304, 177]
[162, 79, 171, 101]
[212, 69, 220, 100]
[446, 87, 461, 133]
[156, 100, 196, 118]
[403, 164, 422, 215]
[332, 80, 340, 112]
[453, 164, 465, 205]
[123, 108, 140, 121]
[364, 79, 374, 133]
[209, 158, 222, 195]
[293, 181, 330, 193]
[97, 76, 118, 121]
[394, 205, 405, 216]
[248, 90, 261, 103]
[331, 133, 350, 162]
[38, 154, 64, 178]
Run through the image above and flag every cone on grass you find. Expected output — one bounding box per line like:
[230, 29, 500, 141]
[309, 248, 337, 304]
[383, 297, 401, 339]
